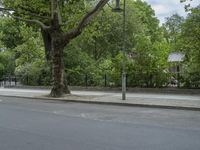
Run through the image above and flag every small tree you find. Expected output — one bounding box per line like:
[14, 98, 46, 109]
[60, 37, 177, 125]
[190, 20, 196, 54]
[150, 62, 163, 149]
[0, 0, 109, 97]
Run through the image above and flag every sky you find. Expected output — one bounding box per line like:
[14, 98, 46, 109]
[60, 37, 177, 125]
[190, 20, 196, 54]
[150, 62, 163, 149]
[144, 0, 199, 24]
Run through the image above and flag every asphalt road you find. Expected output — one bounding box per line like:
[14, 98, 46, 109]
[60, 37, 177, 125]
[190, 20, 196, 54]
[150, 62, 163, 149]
[0, 96, 200, 150]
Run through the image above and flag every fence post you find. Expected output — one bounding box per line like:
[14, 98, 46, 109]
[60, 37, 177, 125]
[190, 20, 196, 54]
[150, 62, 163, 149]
[177, 65, 180, 88]
[85, 74, 88, 87]
[26, 75, 29, 85]
[15, 76, 17, 86]
[104, 73, 107, 87]
[9, 76, 11, 86]
[4, 77, 6, 86]
[68, 75, 70, 86]
[126, 74, 128, 87]
[38, 75, 41, 85]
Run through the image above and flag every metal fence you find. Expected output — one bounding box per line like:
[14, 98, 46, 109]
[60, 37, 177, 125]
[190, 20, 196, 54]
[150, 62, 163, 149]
[1, 73, 200, 89]
[0, 76, 18, 87]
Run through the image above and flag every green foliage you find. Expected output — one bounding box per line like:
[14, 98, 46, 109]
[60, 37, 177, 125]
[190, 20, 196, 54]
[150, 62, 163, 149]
[14, 24, 45, 66]
[178, 5, 200, 87]
[60, 0, 170, 87]
[162, 14, 184, 45]
[162, 5, 200, 88]
[13, 25, 51, 86]
[0, 50, 15, 77]
[0, 18, 24, 49]
[15, 60, 51, 86]
[1, 0, 198, 88]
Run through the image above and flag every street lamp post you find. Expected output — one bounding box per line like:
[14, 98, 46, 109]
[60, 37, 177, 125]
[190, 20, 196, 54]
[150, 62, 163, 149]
[113, 0, 126, 100]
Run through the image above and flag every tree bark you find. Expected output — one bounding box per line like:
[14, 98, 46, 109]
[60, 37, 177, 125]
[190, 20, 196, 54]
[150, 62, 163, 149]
[41, 28, 52, 61]
[50, 37, 64, 97]
[49, 31, 70, 97]
[49, 1, 70, 97]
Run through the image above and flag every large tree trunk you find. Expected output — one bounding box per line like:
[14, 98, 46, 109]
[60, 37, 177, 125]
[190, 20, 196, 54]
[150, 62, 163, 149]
[48, 0, 109, 97]
[41, 28, 52, 61]
[50, 32, 70, 97]
[49, 0, 71, 97]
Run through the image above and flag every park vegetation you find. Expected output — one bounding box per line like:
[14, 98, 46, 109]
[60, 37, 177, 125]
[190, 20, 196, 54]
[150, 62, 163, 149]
[0, 0, 199, 95]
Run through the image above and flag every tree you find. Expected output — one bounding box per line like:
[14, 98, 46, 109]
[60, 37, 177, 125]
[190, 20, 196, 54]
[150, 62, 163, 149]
[75, 0, 168, 88]
[180, 0, 194, 11]
[0, 50, 15, 78]
[162, 14, 184, 45]
[0, 0, 109, 97]
[0, 18, 24, 49]
[13, 23, 51, 86]
[179, 5, 200, 87]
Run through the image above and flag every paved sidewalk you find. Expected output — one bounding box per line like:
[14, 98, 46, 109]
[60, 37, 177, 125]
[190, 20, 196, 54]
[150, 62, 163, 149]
[0, 87, 200, 110]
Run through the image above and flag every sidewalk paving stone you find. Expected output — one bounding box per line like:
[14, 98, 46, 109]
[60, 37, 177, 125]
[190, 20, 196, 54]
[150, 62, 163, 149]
[0, 88, 200, 111]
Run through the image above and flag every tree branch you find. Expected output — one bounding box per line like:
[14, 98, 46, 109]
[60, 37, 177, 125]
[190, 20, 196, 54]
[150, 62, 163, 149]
[13, 16, 51, 30]
[63, 0, 109, 42]
[0, 7, 50, 30]
[18, 5, 50, 19]
[0, 7, 49, 19]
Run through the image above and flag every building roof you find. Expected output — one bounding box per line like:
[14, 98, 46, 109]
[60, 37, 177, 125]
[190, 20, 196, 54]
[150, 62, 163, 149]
[168, 52, 185, 62]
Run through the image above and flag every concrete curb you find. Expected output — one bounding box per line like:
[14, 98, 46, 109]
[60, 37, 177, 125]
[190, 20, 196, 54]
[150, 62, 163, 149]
[1, 94, 200, 111]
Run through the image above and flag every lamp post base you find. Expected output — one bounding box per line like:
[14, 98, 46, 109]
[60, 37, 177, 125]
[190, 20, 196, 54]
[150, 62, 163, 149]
[122, 72, 126, 100]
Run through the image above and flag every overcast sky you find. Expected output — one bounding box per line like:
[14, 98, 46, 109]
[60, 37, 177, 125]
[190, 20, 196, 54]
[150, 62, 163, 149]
[144, 0, 199, 24]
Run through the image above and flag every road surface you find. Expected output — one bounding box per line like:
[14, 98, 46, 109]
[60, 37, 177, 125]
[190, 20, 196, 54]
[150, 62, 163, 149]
[0, 96, 200, 150]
